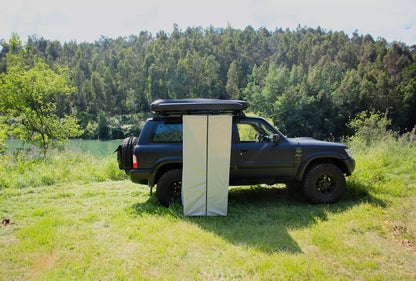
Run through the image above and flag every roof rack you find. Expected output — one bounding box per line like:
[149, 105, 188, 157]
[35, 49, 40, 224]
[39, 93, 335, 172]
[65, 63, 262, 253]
[150, 99, 249, 117]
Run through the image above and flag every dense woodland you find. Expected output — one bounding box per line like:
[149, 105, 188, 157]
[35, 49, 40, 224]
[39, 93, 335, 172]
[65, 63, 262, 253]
[1, 25, 415, 140]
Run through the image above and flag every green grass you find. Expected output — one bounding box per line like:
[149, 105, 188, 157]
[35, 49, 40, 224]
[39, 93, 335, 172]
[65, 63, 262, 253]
[1, 138, 415, 280]
[0, 149, 127, 189]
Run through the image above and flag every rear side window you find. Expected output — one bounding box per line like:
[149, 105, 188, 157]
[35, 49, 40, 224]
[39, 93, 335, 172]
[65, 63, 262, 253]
[152, 123, 183, 143]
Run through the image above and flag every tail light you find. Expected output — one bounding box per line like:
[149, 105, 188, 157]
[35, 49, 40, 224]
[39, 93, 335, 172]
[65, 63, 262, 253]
[132, 154, 138, 169]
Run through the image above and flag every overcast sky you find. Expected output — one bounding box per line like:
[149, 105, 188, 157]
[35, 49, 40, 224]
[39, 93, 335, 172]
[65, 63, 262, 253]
[1, 0, 415, 45]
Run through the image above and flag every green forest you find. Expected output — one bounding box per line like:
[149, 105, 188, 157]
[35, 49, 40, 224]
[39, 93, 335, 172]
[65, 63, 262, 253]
[1, 25, 415, 141]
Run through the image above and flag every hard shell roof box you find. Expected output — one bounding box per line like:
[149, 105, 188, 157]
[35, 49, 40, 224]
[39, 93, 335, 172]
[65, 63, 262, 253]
[150, 99, 249, 115]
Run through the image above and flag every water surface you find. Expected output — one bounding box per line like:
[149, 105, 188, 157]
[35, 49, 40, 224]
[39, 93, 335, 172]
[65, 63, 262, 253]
[5, 139, 123, 158]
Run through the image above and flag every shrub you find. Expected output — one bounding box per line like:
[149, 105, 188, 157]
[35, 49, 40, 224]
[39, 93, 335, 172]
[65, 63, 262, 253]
[348, 111, 393, 146]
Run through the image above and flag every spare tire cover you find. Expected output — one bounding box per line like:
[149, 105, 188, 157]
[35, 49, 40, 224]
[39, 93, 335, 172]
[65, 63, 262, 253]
[117, 136, 138, 171]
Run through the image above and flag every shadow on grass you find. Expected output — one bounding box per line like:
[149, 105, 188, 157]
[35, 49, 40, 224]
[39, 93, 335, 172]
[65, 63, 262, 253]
[344, 179, 388, 207]
[130, 182, 386, 254]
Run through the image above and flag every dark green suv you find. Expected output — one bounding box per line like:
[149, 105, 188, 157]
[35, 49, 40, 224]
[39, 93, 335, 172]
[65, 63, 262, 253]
[117, 99, 355, 206]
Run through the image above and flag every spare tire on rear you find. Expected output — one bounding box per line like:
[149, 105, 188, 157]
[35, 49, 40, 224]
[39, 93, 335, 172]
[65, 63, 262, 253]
[116, 136, 138, 173]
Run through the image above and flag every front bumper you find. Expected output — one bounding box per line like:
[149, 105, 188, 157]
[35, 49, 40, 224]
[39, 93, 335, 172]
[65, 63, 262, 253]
[345, 158, 356, 175]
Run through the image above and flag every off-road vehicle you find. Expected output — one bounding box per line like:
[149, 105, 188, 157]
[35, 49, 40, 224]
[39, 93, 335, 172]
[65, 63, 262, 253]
[117, 99, 355, 206]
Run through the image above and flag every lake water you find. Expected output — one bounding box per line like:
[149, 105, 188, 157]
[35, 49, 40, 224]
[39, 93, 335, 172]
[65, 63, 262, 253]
[5, 139, 124, 158]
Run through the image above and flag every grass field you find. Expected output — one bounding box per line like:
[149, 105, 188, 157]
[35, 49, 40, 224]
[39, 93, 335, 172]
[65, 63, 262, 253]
[1, 136, 415, 280]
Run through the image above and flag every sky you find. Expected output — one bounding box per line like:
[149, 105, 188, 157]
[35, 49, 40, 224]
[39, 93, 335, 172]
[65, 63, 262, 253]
[1, 0, 416, 46]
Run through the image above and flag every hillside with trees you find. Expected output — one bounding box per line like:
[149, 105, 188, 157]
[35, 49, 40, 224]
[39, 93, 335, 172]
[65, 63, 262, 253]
[1, 25, 415, 140]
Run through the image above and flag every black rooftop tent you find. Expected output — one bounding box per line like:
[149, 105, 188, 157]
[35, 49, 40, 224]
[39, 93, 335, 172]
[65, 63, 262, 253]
[150, 99, 249, 115]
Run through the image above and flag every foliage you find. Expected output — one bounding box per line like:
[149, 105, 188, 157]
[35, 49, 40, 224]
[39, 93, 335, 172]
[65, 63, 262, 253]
[0, 116, 9, 153]
[0, 51, 83, 155]
[1, 28, 415, 140]
[97, 111, 110, 140]
[348, 111, 393, 146]
[398, 63, 416, 130]
[81, 113, 146, 139]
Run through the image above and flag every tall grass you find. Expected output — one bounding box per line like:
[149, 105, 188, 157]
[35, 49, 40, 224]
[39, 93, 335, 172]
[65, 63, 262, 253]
[1, 118, 416, 280]
[0, 148, 127, 189]
[347, 119, 416, 198]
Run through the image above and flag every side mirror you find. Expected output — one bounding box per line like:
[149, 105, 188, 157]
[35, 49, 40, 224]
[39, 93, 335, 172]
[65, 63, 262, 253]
[273, 134, 280, 143]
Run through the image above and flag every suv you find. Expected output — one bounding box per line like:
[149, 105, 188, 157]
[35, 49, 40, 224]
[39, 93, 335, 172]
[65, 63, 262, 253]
[117, 99, 355, 207]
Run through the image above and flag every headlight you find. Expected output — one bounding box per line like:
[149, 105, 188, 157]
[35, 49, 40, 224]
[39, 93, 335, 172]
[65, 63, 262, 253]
[345, 148, 352, 158]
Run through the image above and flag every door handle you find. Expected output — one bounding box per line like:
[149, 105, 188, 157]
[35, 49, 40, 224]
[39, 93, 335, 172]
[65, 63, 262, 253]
[240, 150, 248, 156]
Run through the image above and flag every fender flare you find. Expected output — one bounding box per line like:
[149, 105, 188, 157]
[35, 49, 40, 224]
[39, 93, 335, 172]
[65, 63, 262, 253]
[148, 156, 183, 187]
[296, 152, 347, 181]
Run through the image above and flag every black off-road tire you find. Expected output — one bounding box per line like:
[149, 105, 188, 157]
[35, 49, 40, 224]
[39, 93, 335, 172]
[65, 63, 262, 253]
[117, 136, 138, 173]
[302, 163, 346, 204]
[156, 169, 182, 207]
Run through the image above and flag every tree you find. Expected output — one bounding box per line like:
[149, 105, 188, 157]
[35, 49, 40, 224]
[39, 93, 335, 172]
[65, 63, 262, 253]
[226, 60, 240, 99]
[1, 28, 415, 140]
[398, 63, 416, 130]
[97, 111, 110, 140]
[0, 55, 82, 156]
[260, 65, 290, 116]
[0, 116, 9, 153]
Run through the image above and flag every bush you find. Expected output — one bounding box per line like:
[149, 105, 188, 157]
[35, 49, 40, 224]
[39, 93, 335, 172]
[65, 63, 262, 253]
[348, 111, 394, 148]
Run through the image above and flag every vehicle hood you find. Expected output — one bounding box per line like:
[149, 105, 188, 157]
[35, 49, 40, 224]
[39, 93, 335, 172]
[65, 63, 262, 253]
[288, 137, 347, 149]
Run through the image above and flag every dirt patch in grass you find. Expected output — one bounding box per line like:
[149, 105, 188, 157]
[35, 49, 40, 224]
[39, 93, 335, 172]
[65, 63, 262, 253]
[388, 223, 416, 254]
[384, 198, 416, 255]
[30, 252, 59, 278]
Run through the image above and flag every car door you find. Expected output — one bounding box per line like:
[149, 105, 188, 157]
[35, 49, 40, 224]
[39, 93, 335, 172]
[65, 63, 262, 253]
[232, 118, 294, 183]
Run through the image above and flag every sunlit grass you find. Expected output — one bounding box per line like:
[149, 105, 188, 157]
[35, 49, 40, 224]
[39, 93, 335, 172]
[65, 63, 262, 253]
[0, 137, 415, 280]
[348, 136, 416, 198]
[0, 149, 127, 189]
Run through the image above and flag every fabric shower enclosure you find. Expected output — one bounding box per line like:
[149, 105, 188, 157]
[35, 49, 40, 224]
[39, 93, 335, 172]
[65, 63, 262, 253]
[182, 115, 232, 216]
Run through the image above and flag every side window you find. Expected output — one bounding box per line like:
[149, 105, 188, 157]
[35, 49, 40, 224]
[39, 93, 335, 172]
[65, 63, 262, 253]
[237, 121, 275, 142]
[152, 123, 183, 143]
[237, 123, 259, 142]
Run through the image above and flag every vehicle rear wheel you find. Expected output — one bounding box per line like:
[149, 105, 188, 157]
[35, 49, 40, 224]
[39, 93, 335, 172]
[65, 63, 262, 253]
[302, 163, 346, 204]
[117, 136, 138, 173]
[156, 169, 182, 207]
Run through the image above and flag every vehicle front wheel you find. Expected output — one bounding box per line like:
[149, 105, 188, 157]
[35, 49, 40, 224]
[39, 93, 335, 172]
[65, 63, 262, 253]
[156, 169, 182, 207]
[302, 163, 346, 204]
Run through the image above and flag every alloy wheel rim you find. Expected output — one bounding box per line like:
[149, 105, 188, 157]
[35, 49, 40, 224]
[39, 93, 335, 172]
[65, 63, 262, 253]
[316, 174, 334, 194]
